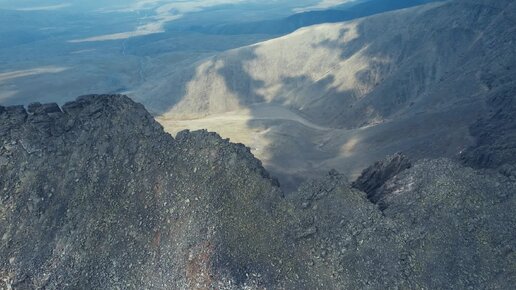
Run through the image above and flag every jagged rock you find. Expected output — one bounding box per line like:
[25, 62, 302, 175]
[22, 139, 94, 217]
[0, 95, 514, 289]
[0, 95, 295, 289]
[352, 152, 411, 204]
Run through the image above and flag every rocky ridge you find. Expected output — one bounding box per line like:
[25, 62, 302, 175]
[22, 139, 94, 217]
[0, 95, 515, 289]
[352, 152, 411, 205]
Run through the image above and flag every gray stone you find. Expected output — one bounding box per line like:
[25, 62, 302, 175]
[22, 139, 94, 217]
[0, 95, 514, 289]
[352, 152, 411, 204]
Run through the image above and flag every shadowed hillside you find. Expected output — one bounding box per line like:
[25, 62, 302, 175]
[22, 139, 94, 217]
[141, 0, 516, 189]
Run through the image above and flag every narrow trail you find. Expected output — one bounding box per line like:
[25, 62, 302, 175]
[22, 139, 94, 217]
[160, 103, 334, 132]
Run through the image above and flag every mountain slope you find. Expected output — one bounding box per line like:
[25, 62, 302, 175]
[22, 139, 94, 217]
[189, 0, 443, 36]
[137, 0, 516, 188]
[143, 0, 515, 125]
[0, 95, 291, 288]
[1, 95, 514, 289]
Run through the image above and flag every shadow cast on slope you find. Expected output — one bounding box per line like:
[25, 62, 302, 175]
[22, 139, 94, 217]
[157, 0, 515, 191]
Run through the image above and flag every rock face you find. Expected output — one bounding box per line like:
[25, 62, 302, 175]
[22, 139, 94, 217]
[1, 95, 515, 289]
[352, 152, 411, 204]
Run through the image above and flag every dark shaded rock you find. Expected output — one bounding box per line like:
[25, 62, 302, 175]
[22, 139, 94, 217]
[25, 103, 66, 137]
[0, 106, 27, 137]
[5, 105, 27, 124]
[328, 168, 340, 177]
[352, 152, 411, 203]
[28, 102, 62, 115]
[462, 87, 516, 169]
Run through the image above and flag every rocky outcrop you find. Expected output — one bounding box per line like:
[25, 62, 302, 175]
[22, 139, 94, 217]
[290, 158, 515, 289]
[1, 95, 514, 289]
[0, 95, 287, 289]
[369, 158, 515, 289]
[352, 152, 411, 205]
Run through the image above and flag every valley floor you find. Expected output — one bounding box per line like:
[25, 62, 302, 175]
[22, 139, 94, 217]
[158, 100, 480, 190]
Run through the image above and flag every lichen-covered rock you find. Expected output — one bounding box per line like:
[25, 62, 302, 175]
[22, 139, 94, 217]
[1, 95, 514, 289]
